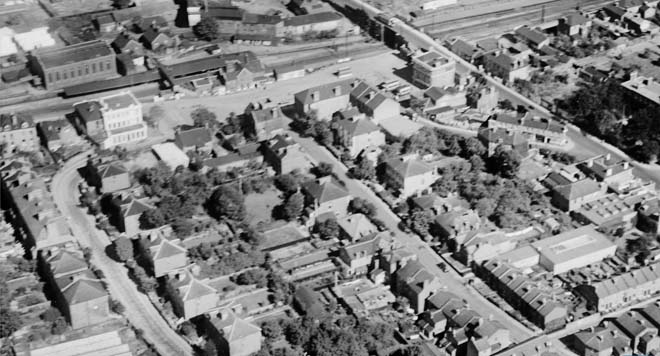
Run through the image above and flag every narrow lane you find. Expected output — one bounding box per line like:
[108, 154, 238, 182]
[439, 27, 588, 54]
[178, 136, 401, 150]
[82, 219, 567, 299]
[51, 154, 193, 356]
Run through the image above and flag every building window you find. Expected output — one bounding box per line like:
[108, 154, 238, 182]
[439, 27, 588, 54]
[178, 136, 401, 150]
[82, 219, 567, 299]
[92, 63, 96, 73]
[78, 68, 82, 76]
[71, 70, 75, 78]
[63, 72, 67, 79]
[106, 61, 111, 70]
[55, 72, 60, 81]
[47, 73, 52, 83]
[85, 65, 89, 74]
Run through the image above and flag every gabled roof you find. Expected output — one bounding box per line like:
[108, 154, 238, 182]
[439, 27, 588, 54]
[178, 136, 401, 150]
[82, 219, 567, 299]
[99, 162, 128, 178]
[514, 26, 548, 46]
[153, 239, 186, 260]
[143, 28, 169, 44]
[338, 213, 377, 240]
[396, 260, 436, 293]
[386, 156, 434, 178]
[341, 234, 380, 259]
[47, 250, 88, 277]
[183, 279, 217, 301]
[554, 178, 601, 200]
[564, 12, 589, 26]
[335, 117, 380, 138]
[266, 134, 298, 152]
[62, 277, 107, 304]
[619, 0, 643, 8]
[176, 127, 212, 148]
[350, 81, 394, 113]
[283, 11, 341, 27]
[122, 198, 152, 217]
[294, 78, 354, 106]
[302, 177, 350, 204]
[225, 314, 261, 341]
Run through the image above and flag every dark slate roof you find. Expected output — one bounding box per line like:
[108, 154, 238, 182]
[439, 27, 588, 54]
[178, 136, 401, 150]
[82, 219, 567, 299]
[242, 13, 281, 24]
[176, 127, 212, 148]
[302, 178, 350, 204]
[294, 78, 355, 105]
[122, 198, 152, 217]
[283, 11, 342, 27]
[142, 28, 169, 44]
[514, 26, 548, 46]
[205, 4, 244, 20]
[350, 81, 393, 112]
[554, 178, 601, 200]
[35, 40, 114, 69]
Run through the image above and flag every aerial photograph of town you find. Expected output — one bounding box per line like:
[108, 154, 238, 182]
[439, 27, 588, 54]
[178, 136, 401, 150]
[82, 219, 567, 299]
[4, 0, 660, 355]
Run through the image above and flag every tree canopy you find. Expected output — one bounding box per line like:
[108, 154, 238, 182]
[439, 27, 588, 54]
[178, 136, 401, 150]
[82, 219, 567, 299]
[194, 17, 219, 41]
[208, 185, 246, 221]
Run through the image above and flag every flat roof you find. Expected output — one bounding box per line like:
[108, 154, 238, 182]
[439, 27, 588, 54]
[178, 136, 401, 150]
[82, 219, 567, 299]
[101, 91, 140, 110]
[531, 225, 615, 266]
[36, 40, 114, 69]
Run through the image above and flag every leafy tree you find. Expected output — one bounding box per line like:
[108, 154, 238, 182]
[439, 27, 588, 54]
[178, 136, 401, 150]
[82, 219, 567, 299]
[208, 185, 246, 221]
[312, 120, 333, 147]
[114, 236, 134, 262]
[235, 269, 268, 286]
[51, 316, 67, 335]
[190, 107, 218, 129]
[139, 209, 165, 229]
[468, 155, 485, 172]
[314, 162, 334, 177]
[274, 174, 300, 195]
[0, 308, 22, 337]
[194, 17, 219, 41]
[351, 157, 375, 180]
[132, 265, 157, 292]
[261, 320, 283, 340]
[445, 136, 462, 156]
[377, 141, 402, 165]
[409, 209, 431, 235]
[172, 218, 193, 238]
[461, 137, 486, 157]
[282, 192, 304, 221]
[488, 146, 521, 178]
[221, 112, 243, 135]
[146, 106, 164, 128]
[498, 99, 515, 111]
[315, 219, 340, 240]
[203, 340, 218, 356]
[110, 299, 125, 314]
[349, 198, 376, 218]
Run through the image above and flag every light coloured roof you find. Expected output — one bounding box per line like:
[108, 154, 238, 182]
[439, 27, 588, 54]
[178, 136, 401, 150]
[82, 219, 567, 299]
[48, 250, 88, 277]
[554, 178, 602, 200]
[338, 213, 377, 240]
[153, 239, 186, 260]
[386, 156, 434, 178]
[62, 277, 107, 304]
[294, 78, 354, 105]
[335, 117, 380, 138]
[183, 279, 217, 301]
[530, 225, 615, 267]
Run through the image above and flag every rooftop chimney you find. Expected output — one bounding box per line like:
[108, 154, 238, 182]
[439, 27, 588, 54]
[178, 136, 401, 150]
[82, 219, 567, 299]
[11, 114, 18, 127]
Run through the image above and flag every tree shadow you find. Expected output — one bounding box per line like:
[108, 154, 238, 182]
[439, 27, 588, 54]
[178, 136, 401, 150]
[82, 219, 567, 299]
[105, 243, 123, 263]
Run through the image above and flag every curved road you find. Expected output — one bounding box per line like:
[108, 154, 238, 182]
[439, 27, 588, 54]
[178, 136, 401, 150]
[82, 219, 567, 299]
[51, 153, 192, 356]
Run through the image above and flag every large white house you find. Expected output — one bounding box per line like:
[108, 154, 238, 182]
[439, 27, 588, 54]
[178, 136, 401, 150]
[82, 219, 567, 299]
[75, 91, 147, 149]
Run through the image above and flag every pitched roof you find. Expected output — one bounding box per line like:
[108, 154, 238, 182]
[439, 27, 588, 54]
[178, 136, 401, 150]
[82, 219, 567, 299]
[302, 177, 350, 204]
[514, 26, 548, 46]
[225, 314, 261, 341]
[450, 38, 478, 58]
[294, 78, 354, 105]
[183, 279, 217, 301]
[122, 198, 152, 217]
[62, 278, 107, 304]
[35, 40, 114, 69]
[564, 12, 589, 26]
[396, 260, 436, 293]
[48, 250, 88, 277]
[153, 239, 187, 260]
[99, 162, 128, 178]
[283, 11, 341, 27]
[385, 156, 434, 178]
[0, 113, 34, 130]
[335, 117, 380, 138]
[338, 213, 378, 240]
[554, 178, 601, 200]
[176, 127, 212, 148]
[349, 81, 394, 112]
[341, 234, 380, 259]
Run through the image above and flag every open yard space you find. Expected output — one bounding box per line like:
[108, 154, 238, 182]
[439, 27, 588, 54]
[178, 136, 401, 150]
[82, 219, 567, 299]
[245, 189, 282, 227]
[233, 0, 293, 16]
[146, 50, 408, 126]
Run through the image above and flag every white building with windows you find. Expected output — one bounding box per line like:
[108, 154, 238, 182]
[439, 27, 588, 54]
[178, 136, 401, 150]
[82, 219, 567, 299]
[75, 91, 147, 148]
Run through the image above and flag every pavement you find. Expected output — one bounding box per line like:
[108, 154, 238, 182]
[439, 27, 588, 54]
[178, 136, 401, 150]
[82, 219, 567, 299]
[50, 154, 193, 356]
[289, 130, 536, 342]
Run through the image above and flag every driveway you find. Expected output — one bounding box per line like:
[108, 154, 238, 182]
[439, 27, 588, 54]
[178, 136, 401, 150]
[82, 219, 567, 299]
[290, 132, 536, 342]
[51, 154, 192, 356]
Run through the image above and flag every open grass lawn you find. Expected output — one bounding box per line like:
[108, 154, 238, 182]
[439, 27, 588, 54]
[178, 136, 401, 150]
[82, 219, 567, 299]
[245, 188, 283, 227]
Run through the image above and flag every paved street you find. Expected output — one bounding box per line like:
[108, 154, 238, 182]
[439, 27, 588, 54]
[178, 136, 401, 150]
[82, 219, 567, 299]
[51, 154, 192, 356]
[290, 131, 536, 342]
